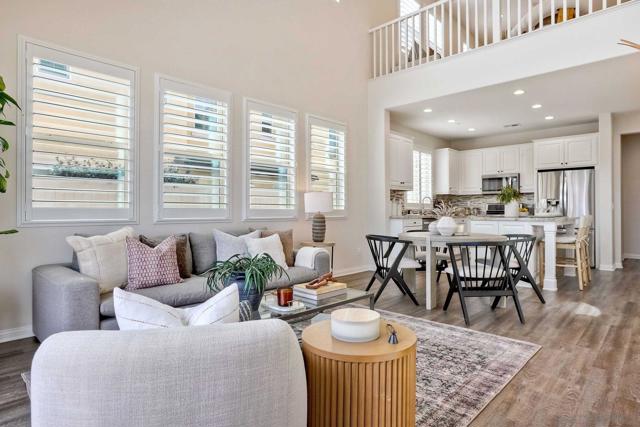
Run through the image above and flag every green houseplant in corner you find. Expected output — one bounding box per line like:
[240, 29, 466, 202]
[497, 185, 522, 218]
[206, 254, 289, 318]
[0, 76, 21, 234]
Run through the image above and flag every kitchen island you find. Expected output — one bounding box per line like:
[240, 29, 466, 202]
[468, 215, 576, 291]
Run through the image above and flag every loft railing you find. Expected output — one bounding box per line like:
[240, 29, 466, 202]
[369, 0, 635, 78]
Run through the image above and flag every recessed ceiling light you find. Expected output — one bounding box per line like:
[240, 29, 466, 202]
[468, 128, 476, 132]
[423, 108, 433, 113]
[447, 119, 456, 123]
[531, 104, 542, 109]
[545, 115, 555, 120]
[513, 89, 525, 96]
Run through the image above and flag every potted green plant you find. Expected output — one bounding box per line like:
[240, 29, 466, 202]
[206, 254, 289, 317]
[0, 76, 21, 234]
[497, 185, 522, 217]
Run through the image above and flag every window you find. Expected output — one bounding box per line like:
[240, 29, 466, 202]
[20, 40, 137, 224]
[156, 76, 230, 221]
[399, 0, 444, 57]
[307, 115, 346, 213]
[407, 150, 432, 205]
[245, 99, 297, 219]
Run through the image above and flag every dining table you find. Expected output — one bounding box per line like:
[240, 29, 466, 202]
[398, 231, 508, 310]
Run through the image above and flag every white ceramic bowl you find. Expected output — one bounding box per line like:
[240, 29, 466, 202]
[331, 308, 381, 343]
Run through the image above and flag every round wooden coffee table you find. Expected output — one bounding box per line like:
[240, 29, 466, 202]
[301, 320, 417, 427]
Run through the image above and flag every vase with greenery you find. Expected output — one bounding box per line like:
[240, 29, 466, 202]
[0, 76, 21, 234]
[206, 254, 289, 316]
[497, 185, 522, 217]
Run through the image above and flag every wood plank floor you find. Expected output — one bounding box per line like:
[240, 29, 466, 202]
[2, 261, 639, 426]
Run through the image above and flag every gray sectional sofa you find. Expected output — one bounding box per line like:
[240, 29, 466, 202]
[32, 229, 330, 342]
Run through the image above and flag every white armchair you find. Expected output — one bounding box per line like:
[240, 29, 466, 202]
[30, 319, 307, 427]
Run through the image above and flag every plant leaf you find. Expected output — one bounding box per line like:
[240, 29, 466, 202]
[0, 229, 18, 235]
[0, 119, 15, 127]
[0, 77, 5, 92]
[0, 175, 6, 193]
[0, 136, 8, 152]
[0, 92, 21, 110]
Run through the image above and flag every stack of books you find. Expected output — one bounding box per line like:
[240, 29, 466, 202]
[293, 282, 347, 304]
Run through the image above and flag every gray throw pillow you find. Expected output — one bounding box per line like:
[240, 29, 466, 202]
[213, 229, 261, 262]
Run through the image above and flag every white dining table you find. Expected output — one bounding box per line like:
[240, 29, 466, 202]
[398, 232, 508, 310]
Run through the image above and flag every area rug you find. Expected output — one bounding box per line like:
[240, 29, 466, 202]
[293, 308, 541, 427]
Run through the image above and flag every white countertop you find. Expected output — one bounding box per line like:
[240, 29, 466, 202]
[468, 215, 575, 223]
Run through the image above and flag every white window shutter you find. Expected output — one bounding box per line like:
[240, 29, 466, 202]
[307, 115, 346, 212]
[245, 100, 297, 219]
[22, 40, 137, 224]
[157, 77, 231, 221]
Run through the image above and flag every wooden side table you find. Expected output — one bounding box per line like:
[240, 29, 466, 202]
[300, 241, 335, 271]
[301, 320, 417, 427]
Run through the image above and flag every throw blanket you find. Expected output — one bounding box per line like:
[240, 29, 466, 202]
[294, 247, 328, 269]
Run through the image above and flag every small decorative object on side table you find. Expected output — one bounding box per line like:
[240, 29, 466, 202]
[302, 320, 417, 426]
[300, 241, 335, 271]
[304, 191, 333, 242]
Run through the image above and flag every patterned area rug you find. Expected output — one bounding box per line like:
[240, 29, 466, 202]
[294, 308, 540, 427]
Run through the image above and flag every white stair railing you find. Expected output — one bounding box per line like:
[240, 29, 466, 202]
[370, 0, 636, 78]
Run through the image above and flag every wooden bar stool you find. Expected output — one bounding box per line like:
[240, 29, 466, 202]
[538, 215, 592, 290]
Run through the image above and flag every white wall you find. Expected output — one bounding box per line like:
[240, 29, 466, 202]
[0, 0, 396, 339]
[450, 122, 598, 150]
[390, 122, 450, 151]
[621, 133, 640, 259]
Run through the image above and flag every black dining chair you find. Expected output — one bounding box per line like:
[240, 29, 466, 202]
[443, 240, 524, 325]
[492, 234, 545, 308]
[365, 235, 420, 305]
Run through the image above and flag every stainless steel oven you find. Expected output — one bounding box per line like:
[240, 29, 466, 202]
[482, 173, 520, 194]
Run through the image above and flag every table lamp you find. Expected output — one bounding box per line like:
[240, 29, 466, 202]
[304, 191, 333, 242]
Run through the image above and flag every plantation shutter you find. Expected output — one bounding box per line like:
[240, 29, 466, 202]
[407, 150, 432, 204]
[308, 116, 346, 212]
[157, 77, 230, 221]
[246, 100, 296, 219]
[23, 41, 136, 224]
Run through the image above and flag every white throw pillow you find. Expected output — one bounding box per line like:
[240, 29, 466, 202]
[246, 234, 289, 270]
[213, 229, 261, 262]
[113, 284, 240, 330]
[66, 227, 135, 294]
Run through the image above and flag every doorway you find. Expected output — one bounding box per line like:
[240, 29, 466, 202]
[621, 133, 640, 261]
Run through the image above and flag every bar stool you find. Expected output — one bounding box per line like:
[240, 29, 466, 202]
[538, 215, 592, 290]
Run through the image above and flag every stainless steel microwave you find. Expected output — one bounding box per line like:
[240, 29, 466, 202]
[481, 174, 520, 194]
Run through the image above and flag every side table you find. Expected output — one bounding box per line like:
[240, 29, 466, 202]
[300, 241, 335, 272]
[301, 320, 416, 427]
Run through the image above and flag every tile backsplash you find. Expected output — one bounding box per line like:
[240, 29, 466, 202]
[436, 193, 535, 211]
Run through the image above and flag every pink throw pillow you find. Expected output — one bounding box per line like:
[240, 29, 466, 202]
[125, 236, 183, 290]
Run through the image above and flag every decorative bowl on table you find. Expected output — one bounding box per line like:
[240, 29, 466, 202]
[330, 308, 381, 343]
[437, 216, 457, 236]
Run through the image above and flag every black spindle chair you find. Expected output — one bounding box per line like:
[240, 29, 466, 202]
[493, 234, 545, 308]
[365, 235, 420, 305]
[443, 241, 525, 325]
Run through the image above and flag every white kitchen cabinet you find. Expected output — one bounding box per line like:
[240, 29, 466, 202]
[389, 134, 413, 190]
[434, 148, 460, 195]
[389, 217, 423, 236]
[533, 133, 598, 169]
[482, 146, 520, 174]
[564, 134, 598, 167]
[498, 222, 531, 235]
[518, 144, 535, 193]
[460, 150, 483, 194]
[469, 220, 499, 234]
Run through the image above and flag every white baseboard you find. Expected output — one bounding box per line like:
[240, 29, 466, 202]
[598, 264, 616, 272]
[0, 325, 34, 344]
[334, 265, 370, 277]
[615, 262, 624, 269]
[623, 253, 640, 260]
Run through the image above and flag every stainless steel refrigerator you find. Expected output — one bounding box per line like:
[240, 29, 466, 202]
[536, 168, 596, 266]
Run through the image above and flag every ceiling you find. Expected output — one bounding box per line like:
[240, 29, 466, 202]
[389, 52, 640, 140]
